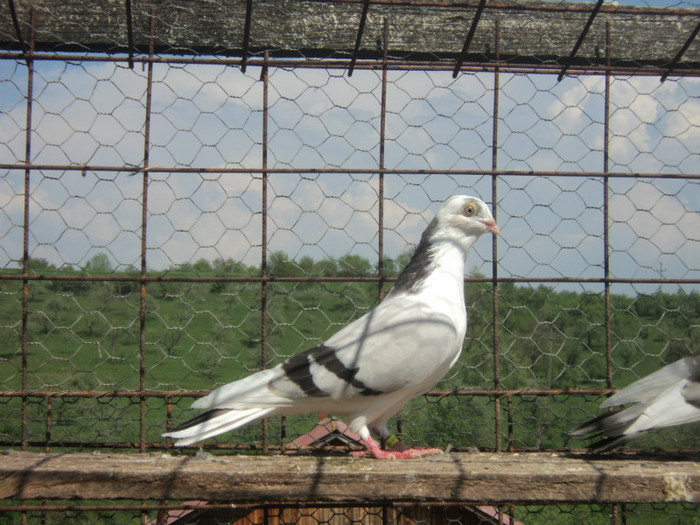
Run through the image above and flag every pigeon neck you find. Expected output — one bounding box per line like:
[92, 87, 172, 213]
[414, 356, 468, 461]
[390, 221, 474, 297]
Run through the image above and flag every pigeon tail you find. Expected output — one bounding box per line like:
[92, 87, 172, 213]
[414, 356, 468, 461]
[164, 406, 276, 446]
[571, 353, 700, 451]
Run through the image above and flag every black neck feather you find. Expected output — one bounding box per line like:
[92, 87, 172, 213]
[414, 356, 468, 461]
[389, 218, 438, 295]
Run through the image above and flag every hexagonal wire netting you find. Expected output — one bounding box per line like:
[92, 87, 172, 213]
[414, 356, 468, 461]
[1, 0, 700, 523]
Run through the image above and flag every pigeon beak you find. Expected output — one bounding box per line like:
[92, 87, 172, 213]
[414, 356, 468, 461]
[483, 219, 500, 235]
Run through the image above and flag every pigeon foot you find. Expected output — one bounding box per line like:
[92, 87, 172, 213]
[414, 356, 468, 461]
[352, 436, 443, 459]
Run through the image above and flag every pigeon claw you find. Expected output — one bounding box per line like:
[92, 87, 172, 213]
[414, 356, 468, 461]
[353, 436, 443, 459]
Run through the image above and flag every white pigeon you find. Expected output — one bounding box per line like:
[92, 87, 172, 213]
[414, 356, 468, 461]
[163, 195, 499, 459]
[571, 354, 700, 451]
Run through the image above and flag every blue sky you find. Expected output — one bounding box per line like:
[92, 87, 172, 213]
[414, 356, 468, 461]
[0, 58, 699, 293]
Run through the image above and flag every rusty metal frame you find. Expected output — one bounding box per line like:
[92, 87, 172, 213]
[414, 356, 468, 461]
[491, 17, 501, 452]
[603, 21, 613, 390]
[378, 16, 388, 302]
[2, 163, 700, 179]
[19, 6, 35, 452]
[261, 49, 270, 452]
[1, 50, 698, 78]
[1, 2, 700, 460]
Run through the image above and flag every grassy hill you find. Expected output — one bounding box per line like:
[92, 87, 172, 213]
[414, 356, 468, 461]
[1, 254, 699, 453]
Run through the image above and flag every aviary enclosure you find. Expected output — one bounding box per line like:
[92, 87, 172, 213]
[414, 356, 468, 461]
[1, 0, 699, 523]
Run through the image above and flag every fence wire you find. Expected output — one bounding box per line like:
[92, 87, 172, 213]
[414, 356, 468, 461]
[1, 0, 700, 523]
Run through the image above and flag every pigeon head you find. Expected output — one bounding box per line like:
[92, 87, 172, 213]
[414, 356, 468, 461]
[430, 195, 499, 242]
[390, 195, 498, 296]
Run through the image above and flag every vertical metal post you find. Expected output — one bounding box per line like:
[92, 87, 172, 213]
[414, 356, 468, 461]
[20, 6, 35, 453]
[621, 503, 627, 525]
[379, 18, 398, 443]
[139, 9, 156, 453]
[603, 22, 612, 390]
[507, 394, 514, 453]
[261, 50, 270, 453]
[491, 18, 502, 453]
[378, 17, 388, 303]
[165, 392, 173, 448]
[45, 394, 53, 453]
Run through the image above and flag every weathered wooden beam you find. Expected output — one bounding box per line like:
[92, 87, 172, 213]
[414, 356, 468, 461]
[1, 0, 698, 70]
[1, 450, 699, 504]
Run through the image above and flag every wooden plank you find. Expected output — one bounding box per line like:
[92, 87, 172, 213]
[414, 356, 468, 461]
[1, 450, 699, 503]
[1, 0, 698, 68]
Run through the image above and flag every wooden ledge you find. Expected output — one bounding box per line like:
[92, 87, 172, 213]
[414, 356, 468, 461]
[1, 450, 698, 504]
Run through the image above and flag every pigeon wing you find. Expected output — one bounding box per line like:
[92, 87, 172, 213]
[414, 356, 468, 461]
[269, 296, 463, 401]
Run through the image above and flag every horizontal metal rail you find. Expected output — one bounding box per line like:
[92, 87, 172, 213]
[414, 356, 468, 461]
[2, 163, 699, 180]
[0, 51, 698, 78]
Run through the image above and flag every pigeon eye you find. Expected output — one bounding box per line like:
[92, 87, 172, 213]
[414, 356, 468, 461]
[463, 203, 477, 217]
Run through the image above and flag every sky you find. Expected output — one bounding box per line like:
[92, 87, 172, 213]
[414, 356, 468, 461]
[0, 56, 699, 294]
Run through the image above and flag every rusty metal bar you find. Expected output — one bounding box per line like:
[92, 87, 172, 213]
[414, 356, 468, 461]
[660, 21, 700, 82]
[506, 395, 513, 453]
[603, 21, 612, 391]
[7, 0, 29, 64]
[491, 17, 501, 453]
[165, 392, 173, 449]
[383, 16, 401, 442]
[240, 0, 253, 72]
[125, 0, 134, 69]
[3, 163, 699, 180]
[261, 49, 270, 453]
[137, 9, 156, 454]
[2, 51, 698, 78]
[3, 273, 700, 286]
[558, 0, 604, 82]
[0, 387, 618, 399]
[378, 17, 388, 302]
[452, 0, 487, 78]
[44, 395, 53, 453]
[20, 6, 35, 452]
[348, 0, 370, 76]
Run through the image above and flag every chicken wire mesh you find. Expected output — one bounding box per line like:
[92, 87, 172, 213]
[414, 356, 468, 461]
[4, 63, 700, 452]
[1, 0, 700, 523]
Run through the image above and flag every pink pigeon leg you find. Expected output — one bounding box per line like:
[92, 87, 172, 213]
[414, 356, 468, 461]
[352, 435, 442, 459]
